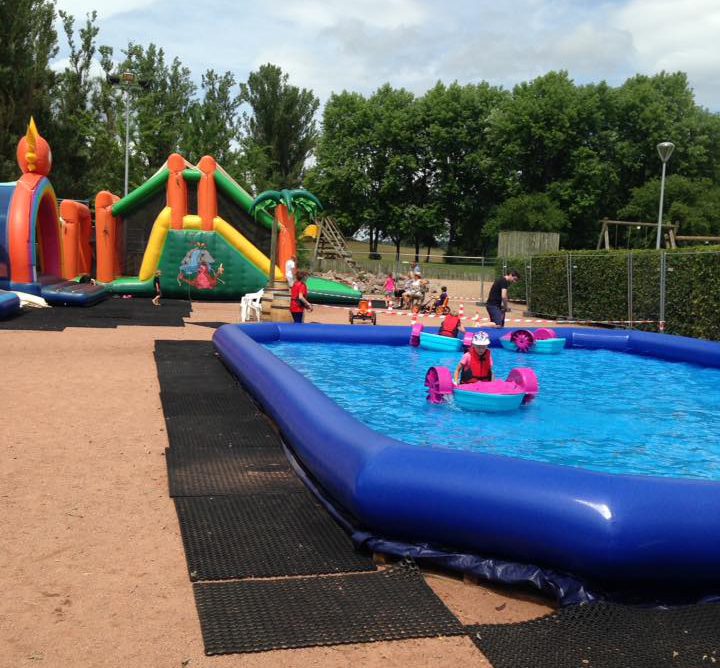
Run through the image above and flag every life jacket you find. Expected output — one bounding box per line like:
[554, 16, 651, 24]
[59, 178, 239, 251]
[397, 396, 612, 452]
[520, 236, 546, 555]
[460, 347, 493, 383]
[439, 314, 460, 338]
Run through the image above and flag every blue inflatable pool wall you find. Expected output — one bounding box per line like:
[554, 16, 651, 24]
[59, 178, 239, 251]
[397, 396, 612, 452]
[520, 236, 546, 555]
[0, 290, 21, 318]
[213, 324, 720, 599]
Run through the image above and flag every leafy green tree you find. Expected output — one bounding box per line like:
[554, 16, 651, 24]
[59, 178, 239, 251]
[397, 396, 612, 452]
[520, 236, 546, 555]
[309, 85, 414, 254]
[306, 91, 374, 242]
[118, 43, 196, 182]
[0, 0, 57, 180]
[611, 72, 699, 190]
[619, 175, 720, 242]
[49, 10, 100, 199]
[85, 45, 126, 196]
[367, 85, 418, 256]
[418, 81, 508, 255]
[182, 70, 242, 166]
[487, 71, 585, 193]
[240, 64, 319, 191]
[483, 192, 568, 249]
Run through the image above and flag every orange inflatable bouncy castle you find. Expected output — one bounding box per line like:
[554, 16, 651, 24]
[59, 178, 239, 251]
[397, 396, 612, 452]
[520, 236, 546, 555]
[0, 119, 106, 304]
[60, 199, 93, 279]
[0, 118, 62, 292]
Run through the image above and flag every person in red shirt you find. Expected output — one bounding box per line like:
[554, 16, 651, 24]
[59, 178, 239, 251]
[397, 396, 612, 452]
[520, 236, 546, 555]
[290, 271, 313, 323]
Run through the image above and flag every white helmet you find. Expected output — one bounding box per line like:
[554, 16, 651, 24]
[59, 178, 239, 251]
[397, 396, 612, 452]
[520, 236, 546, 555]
[471, 331, 490, 347]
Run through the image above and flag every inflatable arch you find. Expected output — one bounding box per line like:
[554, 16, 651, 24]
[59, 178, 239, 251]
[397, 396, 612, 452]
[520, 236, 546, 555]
[0, 118, 62, 293]
[0, 119, 103, 304]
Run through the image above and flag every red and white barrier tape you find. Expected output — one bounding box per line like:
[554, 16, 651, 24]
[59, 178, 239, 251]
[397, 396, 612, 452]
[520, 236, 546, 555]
[318, 304, 558, 324]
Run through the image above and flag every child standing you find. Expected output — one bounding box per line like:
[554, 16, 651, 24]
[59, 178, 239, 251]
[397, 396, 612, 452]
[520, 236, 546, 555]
[152, 270, 162, 306]
[383, 273, 396, 307]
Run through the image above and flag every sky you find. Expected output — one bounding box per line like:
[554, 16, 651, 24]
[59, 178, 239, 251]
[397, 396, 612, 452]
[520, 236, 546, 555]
[52, 0, 720, 112]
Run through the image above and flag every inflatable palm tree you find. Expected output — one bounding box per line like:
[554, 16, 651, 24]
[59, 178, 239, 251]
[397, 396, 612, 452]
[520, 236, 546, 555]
[250, 189, 322, 289]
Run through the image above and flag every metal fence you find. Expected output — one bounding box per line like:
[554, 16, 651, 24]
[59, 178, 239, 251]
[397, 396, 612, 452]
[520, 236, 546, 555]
[313, 251, 500, 282]
[512, 249, 720, 334]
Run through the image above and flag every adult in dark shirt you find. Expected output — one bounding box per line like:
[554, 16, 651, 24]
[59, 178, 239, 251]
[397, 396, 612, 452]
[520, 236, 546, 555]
[486, 269, 520, 326]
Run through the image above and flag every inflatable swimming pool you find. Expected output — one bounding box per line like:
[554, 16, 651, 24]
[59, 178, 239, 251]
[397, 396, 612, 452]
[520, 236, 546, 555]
[214, 324, 720, 600]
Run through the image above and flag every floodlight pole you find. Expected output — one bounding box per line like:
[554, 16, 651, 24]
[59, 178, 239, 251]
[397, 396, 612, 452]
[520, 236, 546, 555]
[108, 71, 138, 197]
[124, 87, 130, 197]
[655, 142, 675, 250]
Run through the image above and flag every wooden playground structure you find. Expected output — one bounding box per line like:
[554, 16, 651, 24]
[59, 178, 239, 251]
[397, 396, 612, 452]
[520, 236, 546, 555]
[597, 218, 720, 250]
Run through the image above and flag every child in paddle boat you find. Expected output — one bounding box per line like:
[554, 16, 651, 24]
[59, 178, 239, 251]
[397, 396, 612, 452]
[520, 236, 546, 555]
[438, 309, 465, 338]
[454, 331, 493, 384]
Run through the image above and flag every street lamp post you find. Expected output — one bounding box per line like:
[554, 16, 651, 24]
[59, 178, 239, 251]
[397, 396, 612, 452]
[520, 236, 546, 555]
[108, 71, 138, 197]
[655, 141, 675, 250]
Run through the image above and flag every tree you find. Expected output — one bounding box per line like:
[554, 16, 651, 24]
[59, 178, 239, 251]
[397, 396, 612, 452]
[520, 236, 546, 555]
[483, 193, 568, 249]
[418, 81, 508, 255]
[366, 85, 417, 256]
[118, 43, 196, 182]
[611, 72, 699, 191]
[85, 44, 126, 196]
[0, 0, 57, 180]
[487, 71, 585, 194]
[182, 70, 242, 167]
[240, 64, 319, 191]
[619, 175, 720, 241]
[49, 10, 100, 198]
[306, 91, 375, 242]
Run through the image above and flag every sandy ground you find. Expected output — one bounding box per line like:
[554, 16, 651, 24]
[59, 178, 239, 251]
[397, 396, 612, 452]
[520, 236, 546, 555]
[1, 284, 557, 668]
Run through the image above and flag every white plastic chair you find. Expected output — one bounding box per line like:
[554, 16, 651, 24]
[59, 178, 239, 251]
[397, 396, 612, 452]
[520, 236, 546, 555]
[240, 289, 264, 322]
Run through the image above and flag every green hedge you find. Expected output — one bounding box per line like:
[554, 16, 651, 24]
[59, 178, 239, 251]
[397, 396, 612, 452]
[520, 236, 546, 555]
[496, 247, 720, 340]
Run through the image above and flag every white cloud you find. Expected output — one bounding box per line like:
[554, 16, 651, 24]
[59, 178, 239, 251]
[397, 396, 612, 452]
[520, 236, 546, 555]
[54, 0, 161, 20]
[264, 0, 427, 31]
[612, 0, 720, 107]
[50, 0, 720, 111]
[50, 56, 107, 80]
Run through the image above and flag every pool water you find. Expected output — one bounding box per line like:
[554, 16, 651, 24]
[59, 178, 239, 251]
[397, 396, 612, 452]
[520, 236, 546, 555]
[266, 342, 720, 481]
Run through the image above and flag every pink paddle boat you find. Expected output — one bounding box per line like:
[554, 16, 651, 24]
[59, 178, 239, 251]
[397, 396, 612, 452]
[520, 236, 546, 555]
[424, 366, 539, 412]
[500, 328, 565, 354]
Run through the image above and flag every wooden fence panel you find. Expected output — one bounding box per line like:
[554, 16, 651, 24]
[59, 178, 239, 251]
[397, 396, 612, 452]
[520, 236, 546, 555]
[498, 231, 560, 257]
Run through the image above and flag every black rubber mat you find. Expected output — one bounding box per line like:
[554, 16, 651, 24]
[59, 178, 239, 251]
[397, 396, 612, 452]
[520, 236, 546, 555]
[187, 321, 227, 329]
[193, 562, 464, 654]
[156, 367, 239, 393]
[0, 297, 191, 330]
[175, 494, 375, 581]
[468, 601, 720, 668]
[159, 390, 259, 420]
[155, 340, 216, 358]
[166, 446, 303, 497]
[154, 355, 239, 394]
[164, 415, 281, 452]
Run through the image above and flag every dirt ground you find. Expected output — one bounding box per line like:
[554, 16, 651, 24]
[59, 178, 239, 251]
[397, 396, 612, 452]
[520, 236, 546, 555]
[1, 283, 558, 668]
